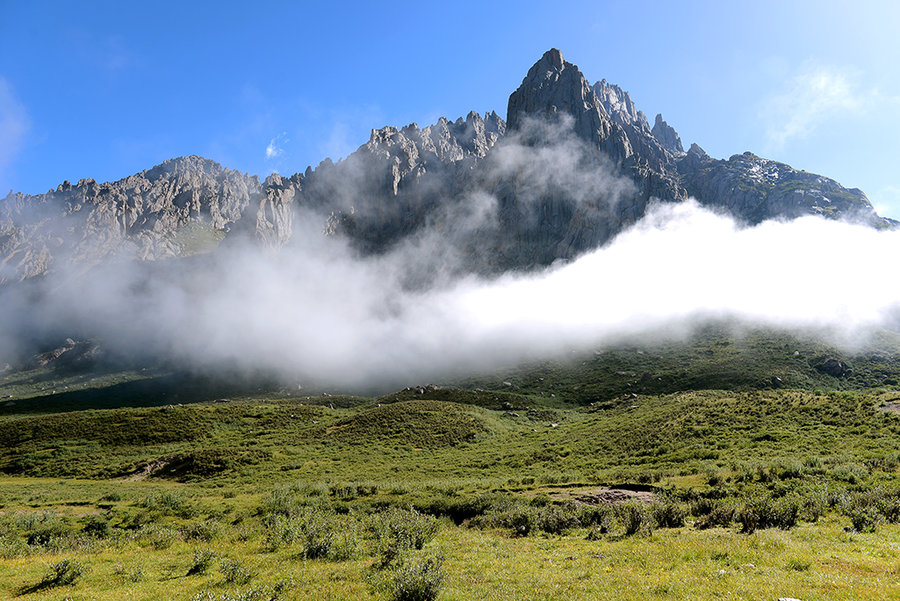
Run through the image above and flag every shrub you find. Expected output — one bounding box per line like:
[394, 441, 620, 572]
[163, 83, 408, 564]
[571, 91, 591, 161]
[81, 514, 112, 538]
[534, 503, 579, 535]
[0, 534, 30, 558]
[384, 555, 444, 601]
[220, 558, 254, 585]
[773, 459, 805, 480]
[136, 524, 178, 550]
[841, 492, 883, 532]
[187, 548, 217, 576]
[693, 501, 734, 530]
[182, 519, 220, 542]
[370, 508, 439, 567]
[189, 578, 296, 601]
[23, 513, 70, 546]
[616, 501, 651, 536]
[771, 495, 801, 530]
[138, 491, 195, 518]
[298, 510, 335, 560]
[800, 487, 828, 522]
[258, 486, 306, 520]
[577, 504, 614, 532]
[42, 559, 88, 587]
[262, 507, 357, 560]
[651, 501, 686, 528]
[786, 558, 811, 571]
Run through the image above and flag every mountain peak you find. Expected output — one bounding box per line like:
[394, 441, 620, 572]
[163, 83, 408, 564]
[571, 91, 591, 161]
[506, 48, 607, 141]
[651, 114, 684, 154]
[540, 48, 564, 70]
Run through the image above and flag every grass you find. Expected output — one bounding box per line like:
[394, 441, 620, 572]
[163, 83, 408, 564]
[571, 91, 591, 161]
[1, 509, 899, 600]
[0, 324, 899, 598]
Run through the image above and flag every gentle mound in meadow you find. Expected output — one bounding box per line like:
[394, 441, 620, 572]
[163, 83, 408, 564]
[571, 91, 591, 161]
[324, 400, 488, 447]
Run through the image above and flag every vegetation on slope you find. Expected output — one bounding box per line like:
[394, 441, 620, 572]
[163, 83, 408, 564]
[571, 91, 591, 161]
[0, 324, 899, 599]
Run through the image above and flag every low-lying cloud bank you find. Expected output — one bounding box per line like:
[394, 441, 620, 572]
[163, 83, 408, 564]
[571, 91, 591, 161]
[2, 200, 898, 391]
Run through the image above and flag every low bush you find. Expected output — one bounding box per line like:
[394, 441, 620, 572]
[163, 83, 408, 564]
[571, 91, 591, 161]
[136, 524, 178, 550]
[220, 557, 254, 585]
[693, 501, 735, 530]
[382, 554, 444, 601]
[616, 501, 652, 536]
[182, 519, 220, 542]
[370, 508, 439, 567]
[43, 559, 88, 587]
[187, 547, 217, 576]
[651, 501, 686, 528]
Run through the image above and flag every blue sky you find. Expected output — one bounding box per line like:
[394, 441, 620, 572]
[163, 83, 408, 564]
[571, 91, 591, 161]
[2, 0, 899, 218]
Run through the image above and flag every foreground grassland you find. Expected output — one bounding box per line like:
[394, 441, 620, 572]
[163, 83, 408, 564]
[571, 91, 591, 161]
[1, 326, 900, 600]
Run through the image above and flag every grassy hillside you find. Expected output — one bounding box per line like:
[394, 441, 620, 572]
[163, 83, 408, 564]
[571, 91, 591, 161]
[1, 324, 899, 599]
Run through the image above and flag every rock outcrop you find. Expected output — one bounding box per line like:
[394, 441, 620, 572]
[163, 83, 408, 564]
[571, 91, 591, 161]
[677, 149, 891, 227]
[651, 114, 683, 155]
[0, 156, 263, 283]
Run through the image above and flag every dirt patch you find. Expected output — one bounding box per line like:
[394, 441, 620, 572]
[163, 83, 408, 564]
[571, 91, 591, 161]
[878, 398, 900, 413]
[544, 486, 656, 505]
[124, 457, 172, 480]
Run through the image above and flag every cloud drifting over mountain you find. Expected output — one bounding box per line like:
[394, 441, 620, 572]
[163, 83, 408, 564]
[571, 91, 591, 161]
[3, 200, 897, 392]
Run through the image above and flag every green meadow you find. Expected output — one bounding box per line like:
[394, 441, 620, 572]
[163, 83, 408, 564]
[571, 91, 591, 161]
[1, 326, 900, 600]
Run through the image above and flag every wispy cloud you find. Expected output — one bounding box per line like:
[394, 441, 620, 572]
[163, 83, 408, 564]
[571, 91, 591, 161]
[760, 65, 872, 151]
[0, 77, 29, 186]
[265, 132, 288, 160]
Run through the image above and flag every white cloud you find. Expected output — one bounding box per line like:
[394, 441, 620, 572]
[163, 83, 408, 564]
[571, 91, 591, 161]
[265, 132, 287, 160]
[760, 65, 872, 150]
[0, 77, 29, 183]
[5, 201, 899, 391]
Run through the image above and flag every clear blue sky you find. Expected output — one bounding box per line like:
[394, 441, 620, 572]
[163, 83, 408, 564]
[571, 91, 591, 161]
[2, 0, 899, 218]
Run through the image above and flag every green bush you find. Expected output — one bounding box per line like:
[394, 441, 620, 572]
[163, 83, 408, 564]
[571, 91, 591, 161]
[220, 557, 254, 585]
[771, 495, 801, 529]
[841, 491, 885, 532]
[187, 548, 217, 576]
[42, 559, 88, 587]
[262, 507, 357, 560]
[384, 554, 444, 601]
[693, 501, 734, 530]
[651, 501, 686, 528]
[534, 503, 580, 535]
[182, 519, 220, 542]
[136, 524, 178, 550]
[0, 534, 30, 558]
[577, 504, 615, 532]
[616, 502, 651, 536]
[371, 508, 439, 566]
[81, 514, 112, 538]
[138, 491, 195, 518]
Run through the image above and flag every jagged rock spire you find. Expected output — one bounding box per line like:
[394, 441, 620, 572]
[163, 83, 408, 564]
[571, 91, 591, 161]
[651, 114, 684, 154]
[506, 48, 617, 154]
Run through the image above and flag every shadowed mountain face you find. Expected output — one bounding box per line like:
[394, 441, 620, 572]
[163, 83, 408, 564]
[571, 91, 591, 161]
[1, 49, 893, 285]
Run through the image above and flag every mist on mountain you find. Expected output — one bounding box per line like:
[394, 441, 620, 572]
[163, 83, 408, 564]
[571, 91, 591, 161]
[1, 49, 898, 391]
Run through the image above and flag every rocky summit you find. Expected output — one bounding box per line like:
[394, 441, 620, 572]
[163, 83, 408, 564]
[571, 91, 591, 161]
[1, 49, 894, 283]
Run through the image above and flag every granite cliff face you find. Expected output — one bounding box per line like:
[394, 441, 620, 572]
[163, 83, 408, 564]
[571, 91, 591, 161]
[677, 145, 888, 226]
[1, 48, 893, 284]
[0, 156, 262, 284]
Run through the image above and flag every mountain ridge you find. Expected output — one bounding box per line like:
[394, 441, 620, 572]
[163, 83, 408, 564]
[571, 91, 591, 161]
[1, 48, 894, 284]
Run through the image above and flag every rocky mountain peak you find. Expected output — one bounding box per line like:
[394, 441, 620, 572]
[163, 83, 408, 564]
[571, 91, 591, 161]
[592, 79, 649, 131]
[540, 47, 564, 70]
[2, 48, 894, 286]
[651, 114, 684, 154]
[506, 48, 608, 140]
